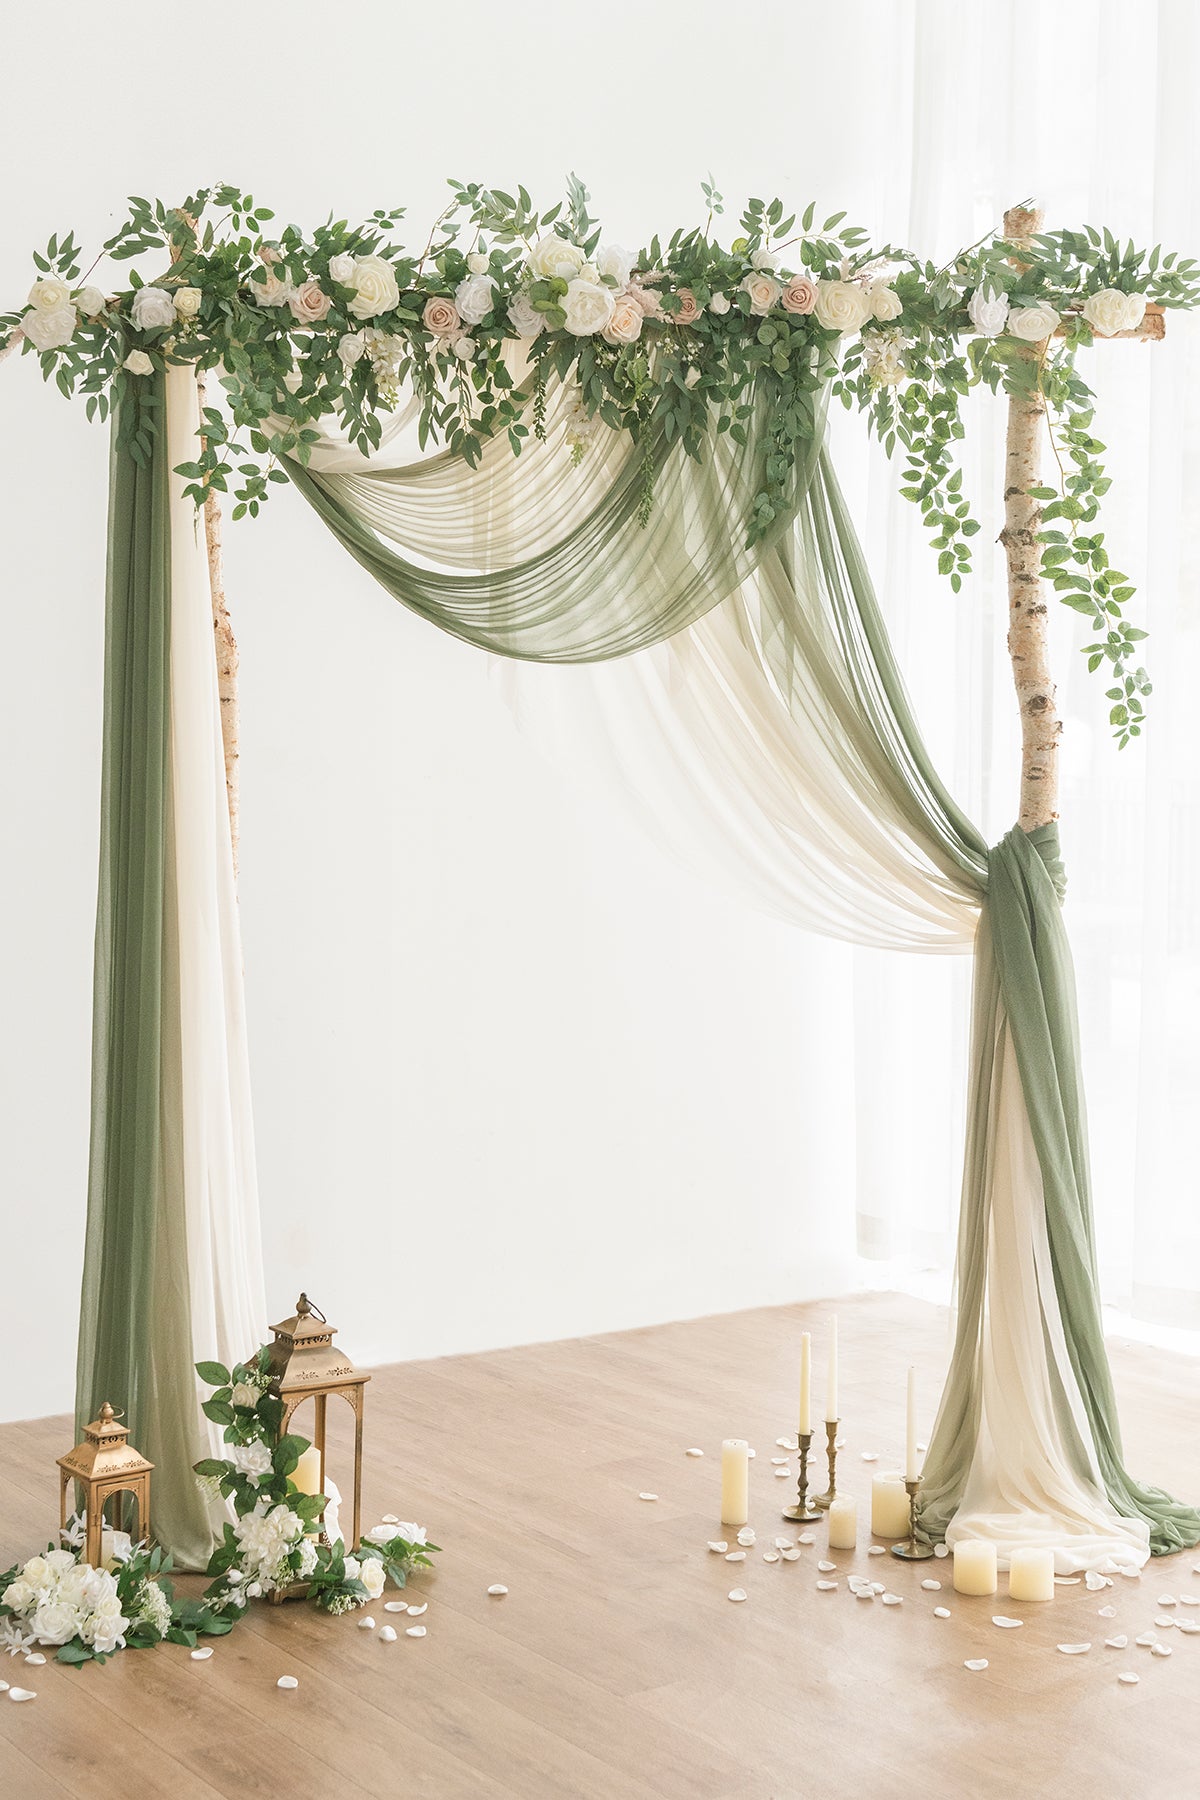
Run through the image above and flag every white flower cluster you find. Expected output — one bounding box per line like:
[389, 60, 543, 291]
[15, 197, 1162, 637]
[967, 284, 1146, 343]
[518, 235, 663, 345]
[231, 1497, 312, 1596]
[2, 1550, 129, 1656]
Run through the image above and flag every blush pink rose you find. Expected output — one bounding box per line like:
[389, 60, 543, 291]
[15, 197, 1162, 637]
[780, 276, 818, 315]
[423, 295, 462, 338]
[288, 281, 333, 324]
[673, 287, 702, 325]
[603, 293, 645, 345]
[628, 279, 664, 319]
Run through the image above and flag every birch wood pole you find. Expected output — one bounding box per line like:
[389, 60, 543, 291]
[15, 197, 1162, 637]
[195, 370, 241, 874]
[998, 205, 1060, 833]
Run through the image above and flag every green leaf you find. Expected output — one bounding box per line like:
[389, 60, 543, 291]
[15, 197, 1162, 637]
[196, 1361, 231, 1387]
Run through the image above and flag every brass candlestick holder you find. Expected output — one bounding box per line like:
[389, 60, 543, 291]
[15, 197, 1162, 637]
[890, 1475, 935, 1560]
[781, 1430, 821, 1523]
[813, 1419, 840, 1509]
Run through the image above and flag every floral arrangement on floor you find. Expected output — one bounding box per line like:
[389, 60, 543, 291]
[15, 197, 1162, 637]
[0, 1532, 227, 1667]
[193, 1348, 438, 1617]
[3, 176, 1198, 741]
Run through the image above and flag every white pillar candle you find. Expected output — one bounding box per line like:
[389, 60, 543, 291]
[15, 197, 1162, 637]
[952, 1539, 998, 1596]
[720, 1439, 750, 1526]
[905, 1366, 920, 1481]
[292, 1445, 322, 1496]
[828, 1495, 857, 1550]
[798, 1332, 812, 1437]
[871, 1472, 911, 1539]
[100, 1528, 116, 1572]
[825, 1315, 839, 1423]
[1007, 1546, 1055, 1603]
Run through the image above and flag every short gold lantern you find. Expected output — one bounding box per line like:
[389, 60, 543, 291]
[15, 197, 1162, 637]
[57, 1403, 153, 1568]
[266, 1294, 370, 1552]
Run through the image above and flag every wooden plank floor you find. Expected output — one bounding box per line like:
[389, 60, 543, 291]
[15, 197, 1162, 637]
[1, 1292, 1198, 1800]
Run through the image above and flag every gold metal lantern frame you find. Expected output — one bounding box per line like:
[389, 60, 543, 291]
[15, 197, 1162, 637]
[266, 1293, 370, 1554]
[57, 1403, 153, 1569]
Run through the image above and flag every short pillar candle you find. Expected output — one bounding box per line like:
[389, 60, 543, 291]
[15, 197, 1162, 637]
[1007, 1546, 1055, 1602]
[871, 1473, 911, 1539]
[720, 1440, 750, 1526]
[828, 1495, 857, 1550]
[952, 1539, 998, 1596]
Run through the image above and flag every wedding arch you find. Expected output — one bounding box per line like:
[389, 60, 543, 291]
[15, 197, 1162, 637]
[5, 177, 1199, 1572]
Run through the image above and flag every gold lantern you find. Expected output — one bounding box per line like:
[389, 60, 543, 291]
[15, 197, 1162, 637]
[266, 1294, 370, 1552]
[57, 1403, 153, 1568]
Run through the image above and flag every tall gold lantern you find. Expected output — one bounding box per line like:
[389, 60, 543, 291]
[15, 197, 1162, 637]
[266, 1294, 370, 1552]
[57, 1403, 153, 1568]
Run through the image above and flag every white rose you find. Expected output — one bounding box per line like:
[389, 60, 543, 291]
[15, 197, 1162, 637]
[251, 269, 292, 307]
[343, 1556, 361, 1581]
[348, 255, 400, 320]
[230, 1382, 258, 1409]
[452, 335, 475, 360]
[174, 287, 202, 319]
[338, 331, 367, 367]
[88, 1619, 127, 1655]
[741, 271, 783, 316]
[506, 288, 544, 340]
[22, 304, 77, 351]
[709, 291, 731, 315]
[595, 243, 632, 288]
[229, 1440, 273, 1478]
[967, 288, 1009, 337]
[1007, 303, 1060, 341]
[455, 273, 496, 325]
[32, 1600, 79, 1645]
[123, 349, 154, 375]
[359, 1559, 386, 1599]
[868, 284, 903, 322]
[23, 1557, 50, 1586]
[245, 1581, 262, 1598]
[328, 253, 355, 285]
[45, 1550, 76, 1575]
[365, 1524, 397, 1544]
[391, 1522, 427, 1546]
[813, 280, 872, 335]
[74, 285, 107, 318]
[28, 275, 72, 310]
[467, 252, 490, 275]
[1082, 287, 1143, 338]
[3, 1580, 33, 1612]
[528, 235, 587, 283]
[562, 277, 616, 337]
[131, 286, 177, 332]
[751, 248, 778, 271]
[296, 1539, 318, 1577]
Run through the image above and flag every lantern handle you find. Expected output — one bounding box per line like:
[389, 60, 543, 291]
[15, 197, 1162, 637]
[296, 1293, 327, 1324]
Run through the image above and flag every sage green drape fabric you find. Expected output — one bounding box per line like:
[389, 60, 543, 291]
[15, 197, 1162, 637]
[288, 394, 1200, 1558]
[76, 376, 212, 1562]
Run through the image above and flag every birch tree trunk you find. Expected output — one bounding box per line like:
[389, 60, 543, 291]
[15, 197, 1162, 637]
[194, 371, 240, 873]
[999, 204, 1060, 833]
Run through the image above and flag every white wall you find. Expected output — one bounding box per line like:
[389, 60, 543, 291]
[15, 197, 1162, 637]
[1, 0, 922, 1419]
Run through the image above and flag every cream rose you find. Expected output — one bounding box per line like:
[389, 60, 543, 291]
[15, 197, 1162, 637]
[123, 349, 154, 375]
[741, 271, 782, 316]
[751, 248, 778, 271]
[466, 252, 490, 276]
[672, 288, 701, 325]
[1082, 287, 1144, 337]
[869, 283, 903, 322]
[813, 280, 872, 335]
[967, 289, 1009, 336]
[454, 273, 496, 325]
[28, 276, 71, 310]
[31, 1600, 78, 1645]
[251, 269, 291, 307]
[602, 292, 645, 344]
[528, 234, 587, 282]
[452, 335, 475, 361]
[562, 277, 616, 337]
[174, 287, 202, 319]
[338, 331, 367, 367]
[506, 288, 544, 340]
[229, 1440, 273, 1478]
[22, 304, 77, 351]
[423, 295, 461, 338]
[359, 1559, 386, 1600]
[328, 253, 355, 285]
[74, 285, 107, 318]
[131, 287, 177, 331]
[347, 255, 400, 320]
[595, 243, 633, 288]
[3, 1579, 33, 1612]
[1007, 303, 1060, 342]
[288, 280, 333, 324]
[709, 291, 731, 316]
[780, 276, 817, 316]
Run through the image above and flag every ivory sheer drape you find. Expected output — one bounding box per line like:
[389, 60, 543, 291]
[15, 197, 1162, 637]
[283, 381, 1199, 1566]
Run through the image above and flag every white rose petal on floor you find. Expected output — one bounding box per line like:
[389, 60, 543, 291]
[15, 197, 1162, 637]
[1136, 1633, 1156, 1647]
[727, 1589, 747, 1603]
[964, 1660, 988, 1672]
[1099, 1604, 1117, 1617]
[725, 1551, 746, 1563]
[816, 1579, 838, 1590]
[685, 1449, 704, 1458]
[817, 1560, 837, 1572]
[934, 1607, 952, 1618]
[486, 1586, 508, 1597]
[1118, 1673, 1140, 1685]
[190, 1648, 214, 1661]
[8, 1688, 36, 1702]
[638, 1493, 658, 1502]
[379, 1627, 397, 1642]
[358, 1616, 376, 1630]
[1057, 1643, 1092, 1654]
[992, 1616, 1023, 1628]
[1105, 1636, 1129, 1648]
[384, 1601, 409, 1612]
[1152, 1644, 1173, 1657]
[276, 1677, 298, 1690]
[406, 1625, 427, 1638]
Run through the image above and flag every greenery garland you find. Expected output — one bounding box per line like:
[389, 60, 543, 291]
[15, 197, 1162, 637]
[4, 177, 1198, 744]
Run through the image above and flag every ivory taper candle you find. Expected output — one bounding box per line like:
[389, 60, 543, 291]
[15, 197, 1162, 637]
[825, 1316, 838, 1423]
[720, 1439, 750, 1526]
[905, 1366, 919, 1481]
[1007, 1546, 1055, 1602]
[828, 1495, 857, 1550]
[871, 1472, 911, 1538]
[952, 1539, 998, 1596]
[799, 1332, 812, 1437]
